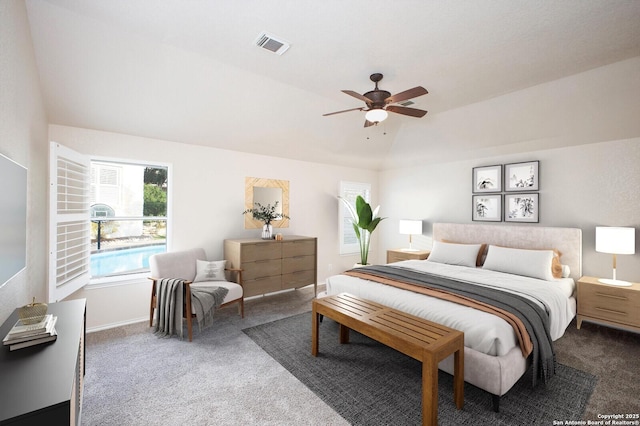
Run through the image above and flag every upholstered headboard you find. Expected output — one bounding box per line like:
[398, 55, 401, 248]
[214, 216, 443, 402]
[432, 223, 582, 280]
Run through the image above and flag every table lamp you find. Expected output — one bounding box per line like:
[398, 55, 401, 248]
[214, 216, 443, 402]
[595, 226, 635, 286]
[399, 220, 422, 252]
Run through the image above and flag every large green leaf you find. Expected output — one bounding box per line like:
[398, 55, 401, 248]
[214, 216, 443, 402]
[355, 196, 373, 229]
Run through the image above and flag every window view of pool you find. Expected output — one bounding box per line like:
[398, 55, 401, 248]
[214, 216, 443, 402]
[91, 244, 166, 277]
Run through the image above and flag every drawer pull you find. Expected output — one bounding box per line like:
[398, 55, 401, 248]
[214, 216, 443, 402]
[595, 307, 627, 316]
[595, 292, 628, 301]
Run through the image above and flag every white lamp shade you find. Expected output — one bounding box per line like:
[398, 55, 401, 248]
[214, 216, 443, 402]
[399, 220, 422, 235]
[365, 109, 388, 123]
[596, 227, 635, 254]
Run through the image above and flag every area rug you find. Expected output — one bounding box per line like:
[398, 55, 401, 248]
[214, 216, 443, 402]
[243, 312, 597, 426]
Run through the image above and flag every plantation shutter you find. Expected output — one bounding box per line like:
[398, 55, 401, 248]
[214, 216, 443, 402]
[339, 181, 371, 255]
[48, 142, 91, 302]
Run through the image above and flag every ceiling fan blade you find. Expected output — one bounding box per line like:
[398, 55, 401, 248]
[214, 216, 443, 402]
[385, 86, 428, 104]
[386, 105, 428, 118]
[342, 90, 373, 105]
[364, 119, 376, 128]
[323, 107, 364, 117]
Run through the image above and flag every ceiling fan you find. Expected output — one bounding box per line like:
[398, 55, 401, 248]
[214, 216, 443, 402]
[323, 73, 428, 127]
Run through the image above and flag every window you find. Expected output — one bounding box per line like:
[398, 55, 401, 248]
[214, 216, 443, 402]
[339, 181, 371, 255]
[49, 142, 170, 301]
[89, 161, 168, 278]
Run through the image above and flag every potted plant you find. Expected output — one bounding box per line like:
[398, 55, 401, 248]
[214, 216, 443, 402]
[339, 195, 386, 266]
[242, 201, 290, 239]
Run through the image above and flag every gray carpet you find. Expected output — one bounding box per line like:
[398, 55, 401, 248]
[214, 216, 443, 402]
[81, 288, 349, 426]
[82, 286, 639, 425]
[243, 312, 598, 426]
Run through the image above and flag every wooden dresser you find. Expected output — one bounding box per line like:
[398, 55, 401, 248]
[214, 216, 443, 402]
[224, 236, 317, 297]
[577, 276, 640, 333]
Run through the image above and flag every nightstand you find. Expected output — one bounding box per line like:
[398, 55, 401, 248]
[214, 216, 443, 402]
[387, 249, 430, 264]
[576, 276, 640, 333]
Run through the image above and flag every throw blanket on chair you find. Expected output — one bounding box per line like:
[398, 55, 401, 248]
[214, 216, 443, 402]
[190, 285, 229, 332]
[154, 278, 185, 339]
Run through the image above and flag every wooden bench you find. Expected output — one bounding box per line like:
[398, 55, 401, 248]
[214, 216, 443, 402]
[312, 293, 464, 426]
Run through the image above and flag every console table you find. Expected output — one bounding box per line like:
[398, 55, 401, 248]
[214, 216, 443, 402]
[0, 299, 86, 425]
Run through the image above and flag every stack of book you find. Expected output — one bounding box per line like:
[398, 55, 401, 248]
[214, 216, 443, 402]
[2, 314, 58, 351]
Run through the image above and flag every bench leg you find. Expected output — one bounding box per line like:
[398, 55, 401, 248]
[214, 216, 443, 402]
[339, 324, 350, 344]
[454, 346, 464, 409]
[312, 307, 319, 356]
[422, 351, 438, 426]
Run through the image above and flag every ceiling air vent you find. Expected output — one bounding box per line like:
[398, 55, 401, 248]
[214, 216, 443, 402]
[400, 100, 415, 107]
[255, 31, 290, 55]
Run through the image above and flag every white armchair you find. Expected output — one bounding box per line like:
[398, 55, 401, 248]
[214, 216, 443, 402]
[149, 248, 244, 341]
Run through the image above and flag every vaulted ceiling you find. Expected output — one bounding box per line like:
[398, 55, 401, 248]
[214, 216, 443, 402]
[25, 1, 640, 169]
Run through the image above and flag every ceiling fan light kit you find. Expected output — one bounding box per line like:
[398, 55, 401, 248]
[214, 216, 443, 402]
[324, 73, 428, 127]
[365, 109, 388, 123]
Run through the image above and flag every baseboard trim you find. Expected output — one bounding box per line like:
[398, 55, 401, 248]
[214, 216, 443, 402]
[86, 316, 148, 333]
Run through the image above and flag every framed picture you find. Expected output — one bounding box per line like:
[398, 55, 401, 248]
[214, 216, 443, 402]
[505, 161, 539, 191]
[505, 193, 539, 223]
[472, 195, 502, 222]
[472, 165, 502, 193]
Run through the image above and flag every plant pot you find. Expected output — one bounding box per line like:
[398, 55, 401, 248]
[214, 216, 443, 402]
[353, 263, 370, 268]
[261, 224, 273, 240]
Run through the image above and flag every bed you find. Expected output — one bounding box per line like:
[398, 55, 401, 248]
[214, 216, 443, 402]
[325, 222, 582, 410]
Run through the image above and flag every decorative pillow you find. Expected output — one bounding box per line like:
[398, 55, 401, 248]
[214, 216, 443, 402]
[551, 249, 562, 279]
[427, 241, 483, 268]
[193, 260, 227, 282]
[482, 245, 555, 281]
[441, 240, 487, 266]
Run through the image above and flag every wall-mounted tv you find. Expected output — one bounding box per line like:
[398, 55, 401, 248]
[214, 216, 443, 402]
[0, 153, 27, 288]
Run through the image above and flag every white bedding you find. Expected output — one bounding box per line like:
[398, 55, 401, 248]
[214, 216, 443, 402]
[325, 260, 576, 357]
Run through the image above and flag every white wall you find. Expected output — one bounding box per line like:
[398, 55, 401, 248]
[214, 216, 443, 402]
[379, 58, 640, 282]
[0, 1, 49, 325]
[379, 144, 640, 281]
[49, 125, 378, 330]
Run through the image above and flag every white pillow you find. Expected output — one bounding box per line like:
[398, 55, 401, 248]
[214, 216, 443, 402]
[193, 260, 227, 282]
[427, 241, 482, 268]
[482, 245, 554, 281]
[561, 264, 571, 278]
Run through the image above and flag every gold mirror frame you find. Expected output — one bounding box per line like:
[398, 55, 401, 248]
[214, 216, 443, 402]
[244, 177, 290, 229]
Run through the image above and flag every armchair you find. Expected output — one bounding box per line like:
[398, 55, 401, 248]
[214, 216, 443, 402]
[149, 248, 244, 341]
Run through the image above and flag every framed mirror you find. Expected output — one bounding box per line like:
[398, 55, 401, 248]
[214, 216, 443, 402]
[244, 177, 290, 229]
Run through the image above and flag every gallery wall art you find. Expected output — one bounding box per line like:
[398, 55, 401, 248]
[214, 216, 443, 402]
[471, 161, 540, 223]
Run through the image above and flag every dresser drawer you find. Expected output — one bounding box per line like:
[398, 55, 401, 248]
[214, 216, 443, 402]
[243, 276, 282, 297]
[282, 239, 315, 258]
[578, 281, 640, 327]
[242, 242, 282, 262]
[242, 259, 282, 280]
[282, 255, 315, 274]
[282, 270, 315, 289]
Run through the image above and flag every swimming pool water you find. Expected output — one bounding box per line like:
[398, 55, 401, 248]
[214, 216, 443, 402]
[91, 245, 166, 277]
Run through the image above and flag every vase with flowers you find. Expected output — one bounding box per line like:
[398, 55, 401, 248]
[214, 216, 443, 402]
[242, 201, 290, 239]
[339, 195, 385, 266]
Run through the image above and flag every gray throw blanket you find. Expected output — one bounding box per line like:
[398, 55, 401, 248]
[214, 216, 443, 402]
[350, 265, 556, 387]
[154, 278, 185, 339]
[190, 285, 229, 332]
[153, 279, 228, 339]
